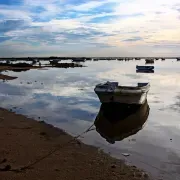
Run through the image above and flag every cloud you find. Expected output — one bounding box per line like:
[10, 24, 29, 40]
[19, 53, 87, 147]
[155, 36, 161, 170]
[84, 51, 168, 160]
[123, 37, 143, 42]
[0, 5, 32, 20]
[69, 1, 107, 11]
[0, 0, 23, 6]
[0, 36, 12, 43]
[0, 0, 180, 56]
[0, 19, 26, 33]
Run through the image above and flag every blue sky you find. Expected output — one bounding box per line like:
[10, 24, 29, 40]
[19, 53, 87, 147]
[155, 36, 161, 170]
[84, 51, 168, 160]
[0, 0, 180, 57]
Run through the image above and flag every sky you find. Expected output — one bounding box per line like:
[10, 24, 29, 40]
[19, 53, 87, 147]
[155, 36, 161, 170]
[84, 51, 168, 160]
[0, 0, 180, 57]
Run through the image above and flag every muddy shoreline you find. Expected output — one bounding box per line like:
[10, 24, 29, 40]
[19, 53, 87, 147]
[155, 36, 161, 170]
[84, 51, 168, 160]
[0, 63, 84, 80]
[0, 107, 150, 180]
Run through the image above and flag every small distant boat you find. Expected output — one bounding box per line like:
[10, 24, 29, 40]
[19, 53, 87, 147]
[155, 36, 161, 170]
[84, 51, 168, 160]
[31, 59, 37, 65]
[72, 58, 85, 62]
[135, 58, 141, 60]
[161, 58, 165, 60]
[117, 58, 124, 61]
[155, 58, 159, 60]
[94, 81, 150, 104]
[136, 65, 154, 71]
[145, 59, 154, 64]
[49, 59, 59, 66]
[85, 58, 92, 61]
[6, 60, 10, 64]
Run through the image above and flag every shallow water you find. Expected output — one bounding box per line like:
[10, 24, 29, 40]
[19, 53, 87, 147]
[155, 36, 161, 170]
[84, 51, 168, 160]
[1, 59, 180, 179]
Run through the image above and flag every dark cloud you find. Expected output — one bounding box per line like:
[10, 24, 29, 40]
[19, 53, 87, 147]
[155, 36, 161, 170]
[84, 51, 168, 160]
[123, 37, 143, 42]
[0, 19, 26, 33]
[3, 24, 113, 46]
[0, 36, 12, 42]
[0, 0, 23, 6]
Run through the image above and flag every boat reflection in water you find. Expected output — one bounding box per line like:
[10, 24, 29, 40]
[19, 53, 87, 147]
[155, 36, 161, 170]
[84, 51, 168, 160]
[94, 100, 149, 144]
[136, 69, 154, 73]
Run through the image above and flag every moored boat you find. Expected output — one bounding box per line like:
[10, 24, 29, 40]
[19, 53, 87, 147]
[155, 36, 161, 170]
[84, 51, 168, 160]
[136, 65, 154, 70]
[117, 58, 124, 61]
[72, 58, 85, 62]
[93, 58, 98, 61]
[145, 59, 154, 64]
[125, 58, 130, 61]
[49, 59, 60, 66]
[94, 81, 150, 104]
[85, 58, 92, 61]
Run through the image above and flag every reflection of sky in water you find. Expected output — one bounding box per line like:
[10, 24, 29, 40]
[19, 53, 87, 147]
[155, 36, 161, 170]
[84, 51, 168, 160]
[1, 59, 180, 179]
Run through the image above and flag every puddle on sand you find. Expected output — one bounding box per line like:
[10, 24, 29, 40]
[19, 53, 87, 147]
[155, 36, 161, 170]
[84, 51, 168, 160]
[1, 59, 180, 180]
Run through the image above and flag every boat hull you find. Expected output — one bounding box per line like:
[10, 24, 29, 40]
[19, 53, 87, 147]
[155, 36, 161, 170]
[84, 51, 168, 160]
[96, 92, 148, 104]
[136, 65, 154, 70]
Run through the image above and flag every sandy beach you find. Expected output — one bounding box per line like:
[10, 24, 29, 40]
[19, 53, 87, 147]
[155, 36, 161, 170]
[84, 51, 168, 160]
[0, 107, 150, 180]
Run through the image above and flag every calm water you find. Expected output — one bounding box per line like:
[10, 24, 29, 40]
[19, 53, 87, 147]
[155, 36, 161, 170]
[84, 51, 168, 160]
[1, 59, 180, 179]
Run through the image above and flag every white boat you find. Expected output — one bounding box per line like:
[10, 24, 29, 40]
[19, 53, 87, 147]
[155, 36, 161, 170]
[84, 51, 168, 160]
[94, 81, 150, 104]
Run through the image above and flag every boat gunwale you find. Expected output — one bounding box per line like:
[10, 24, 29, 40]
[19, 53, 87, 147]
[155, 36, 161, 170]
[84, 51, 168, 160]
[136, 65, 154, 70]
[95, 83, 150, 91]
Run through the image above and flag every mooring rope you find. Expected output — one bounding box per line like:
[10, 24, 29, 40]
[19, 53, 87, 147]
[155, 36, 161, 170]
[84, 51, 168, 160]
[19, 124, 95, 171]
[0, 122, 178, 179]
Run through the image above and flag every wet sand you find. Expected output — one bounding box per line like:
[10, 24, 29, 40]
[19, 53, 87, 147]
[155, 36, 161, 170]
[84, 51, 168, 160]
[0, 108, 150, 180]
